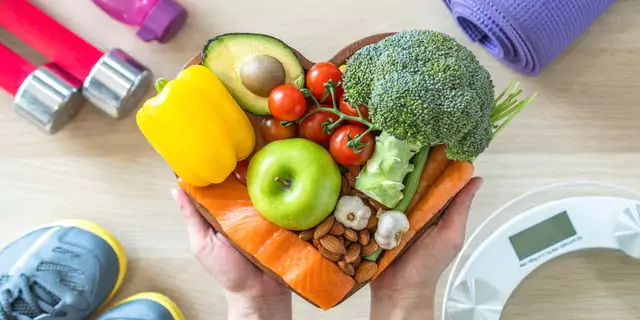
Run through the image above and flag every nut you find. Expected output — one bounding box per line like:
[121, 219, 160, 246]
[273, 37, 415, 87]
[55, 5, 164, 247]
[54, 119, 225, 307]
[344, 228, 358, 242]
[312, 238, 321, 248]
[361, 239, 379, 256]
[319, 235, 346, 255]
[314, 215, 335, 240]
[345, 243, 362, 263]
[329, 221, 345, 236]
[354, 261, 378, 283]
[352, 256, 362, 269]
[354, 190, 369, 199]
[366, 215, 378, 229]
[298, 230, 314, 241]
[346, 165, 361, 176]
[340, 175, 352, 196]
[319, 245, 341, 262]
[358, 229, 370, 246]
[368, 198, 384, 211]
[338, 261, 355, 276]
[344, 171, 356, 188]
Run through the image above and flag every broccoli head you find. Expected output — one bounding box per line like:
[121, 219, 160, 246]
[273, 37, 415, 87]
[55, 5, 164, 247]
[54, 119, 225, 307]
[343, 29, 495, 161]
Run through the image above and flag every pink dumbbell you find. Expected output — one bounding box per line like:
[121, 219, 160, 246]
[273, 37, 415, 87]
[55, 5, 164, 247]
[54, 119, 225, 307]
[0, 43, 84, 134]
[0, 0, 151, 119]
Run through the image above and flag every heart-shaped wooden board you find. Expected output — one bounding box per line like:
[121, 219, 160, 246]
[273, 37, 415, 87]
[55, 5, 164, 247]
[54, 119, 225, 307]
[177, 32, 459, 310]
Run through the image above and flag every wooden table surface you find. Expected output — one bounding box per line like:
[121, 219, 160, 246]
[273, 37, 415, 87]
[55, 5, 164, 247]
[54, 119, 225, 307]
[1, 0, 640, 319]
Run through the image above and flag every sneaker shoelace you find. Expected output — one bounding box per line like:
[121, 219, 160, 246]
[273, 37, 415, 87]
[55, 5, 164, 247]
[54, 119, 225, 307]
[0, 274, 60, 320]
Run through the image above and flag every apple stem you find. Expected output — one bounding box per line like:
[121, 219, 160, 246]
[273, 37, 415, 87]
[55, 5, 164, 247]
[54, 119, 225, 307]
[274, 177, 291, 188]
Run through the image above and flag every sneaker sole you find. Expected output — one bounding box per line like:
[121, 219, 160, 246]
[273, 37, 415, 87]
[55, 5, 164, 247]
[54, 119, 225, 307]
[114, 292, 186, 320]
[42, 220, 128, 314]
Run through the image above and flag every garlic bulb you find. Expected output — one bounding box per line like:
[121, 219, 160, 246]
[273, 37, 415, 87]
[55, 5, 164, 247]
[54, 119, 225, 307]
[375, 210, 410, 250]
[334, 196, 371, 231]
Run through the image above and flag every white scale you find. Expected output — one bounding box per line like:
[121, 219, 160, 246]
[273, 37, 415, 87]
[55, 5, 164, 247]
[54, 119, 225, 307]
[441, 181, 640, 319]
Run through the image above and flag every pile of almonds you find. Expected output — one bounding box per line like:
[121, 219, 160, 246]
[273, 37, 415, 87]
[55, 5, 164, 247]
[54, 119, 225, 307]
[298, 167, 387, 283]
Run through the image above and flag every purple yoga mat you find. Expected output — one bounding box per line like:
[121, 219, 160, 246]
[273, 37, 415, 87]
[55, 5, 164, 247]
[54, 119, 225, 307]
[443, 0, 616, 75]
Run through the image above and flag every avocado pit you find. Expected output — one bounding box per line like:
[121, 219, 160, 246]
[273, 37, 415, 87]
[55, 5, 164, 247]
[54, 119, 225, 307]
[240, 55, 286, 97]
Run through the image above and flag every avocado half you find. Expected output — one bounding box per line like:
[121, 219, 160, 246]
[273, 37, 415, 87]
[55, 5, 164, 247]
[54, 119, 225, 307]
[201, 33, 306, 115]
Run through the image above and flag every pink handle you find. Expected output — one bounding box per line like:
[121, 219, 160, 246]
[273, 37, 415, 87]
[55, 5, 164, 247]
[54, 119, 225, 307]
[0, 43, 36, 96]
[0, 0, 104, 81]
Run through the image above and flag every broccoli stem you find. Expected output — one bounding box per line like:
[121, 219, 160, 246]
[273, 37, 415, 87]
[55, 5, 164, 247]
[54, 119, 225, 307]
[393, 146, 431, 213]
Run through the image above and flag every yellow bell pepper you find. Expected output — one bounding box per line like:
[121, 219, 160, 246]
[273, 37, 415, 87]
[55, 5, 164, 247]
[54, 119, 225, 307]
[136, 65, 255, 187]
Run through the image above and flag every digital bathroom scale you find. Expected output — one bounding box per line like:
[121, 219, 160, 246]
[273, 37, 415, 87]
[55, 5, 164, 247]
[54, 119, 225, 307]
[441, 181, 640, 320]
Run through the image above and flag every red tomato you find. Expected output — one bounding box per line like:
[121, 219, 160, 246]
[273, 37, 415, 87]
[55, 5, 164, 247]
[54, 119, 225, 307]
[329, 125, 375, 166]
[339, 95, 370, 124]
[260, 116, 298, 142]
[300, 106, 340, 145]
[268, 84, 307, 121]
[233, 159, 250, 185]
[306, 62, 344, 103]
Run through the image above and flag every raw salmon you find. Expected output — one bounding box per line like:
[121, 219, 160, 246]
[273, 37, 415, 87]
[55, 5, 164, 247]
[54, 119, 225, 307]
[179, 176, 355, 310]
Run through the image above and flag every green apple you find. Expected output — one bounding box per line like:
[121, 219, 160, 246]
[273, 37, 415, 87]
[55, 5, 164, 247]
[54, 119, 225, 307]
[247, 138, 341, 231]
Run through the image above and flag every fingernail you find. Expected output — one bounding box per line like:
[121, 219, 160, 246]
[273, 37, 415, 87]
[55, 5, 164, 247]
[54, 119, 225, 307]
[171, 188, 179, 201]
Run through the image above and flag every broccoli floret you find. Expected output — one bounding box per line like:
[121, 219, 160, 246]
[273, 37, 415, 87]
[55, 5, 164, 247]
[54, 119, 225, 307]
[343, 29, 496, 161]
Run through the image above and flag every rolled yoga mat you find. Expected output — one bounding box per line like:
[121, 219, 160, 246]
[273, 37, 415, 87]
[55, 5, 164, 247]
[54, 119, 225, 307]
[443, 0, 617, 75]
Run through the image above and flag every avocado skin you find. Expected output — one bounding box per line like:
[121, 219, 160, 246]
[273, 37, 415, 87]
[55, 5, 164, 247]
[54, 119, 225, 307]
[200, 33, 306, 115]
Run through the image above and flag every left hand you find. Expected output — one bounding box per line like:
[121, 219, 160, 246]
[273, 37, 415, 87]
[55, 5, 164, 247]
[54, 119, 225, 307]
[171, 188, 292, 320]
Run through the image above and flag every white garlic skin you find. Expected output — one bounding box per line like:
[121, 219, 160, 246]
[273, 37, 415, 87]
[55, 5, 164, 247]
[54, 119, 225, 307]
[375, 210, 410, 250]
[334, 196, 371, 231]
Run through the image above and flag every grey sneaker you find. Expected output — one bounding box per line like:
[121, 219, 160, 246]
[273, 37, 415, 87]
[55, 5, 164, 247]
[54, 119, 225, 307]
[97, 293, 184, 320]
[0, 220, 127, 319]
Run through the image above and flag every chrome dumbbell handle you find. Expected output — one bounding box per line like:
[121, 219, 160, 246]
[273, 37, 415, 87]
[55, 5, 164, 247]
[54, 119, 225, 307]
[0, 43, 84, 135]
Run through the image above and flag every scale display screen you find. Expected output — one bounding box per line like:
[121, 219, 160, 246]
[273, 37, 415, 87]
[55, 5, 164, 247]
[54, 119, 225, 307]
[509, 211, 577, 261]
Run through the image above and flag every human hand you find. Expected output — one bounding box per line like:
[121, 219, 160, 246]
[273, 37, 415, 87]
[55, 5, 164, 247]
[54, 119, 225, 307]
[171, 188, 292, 320]
[369, 177, 483, 320]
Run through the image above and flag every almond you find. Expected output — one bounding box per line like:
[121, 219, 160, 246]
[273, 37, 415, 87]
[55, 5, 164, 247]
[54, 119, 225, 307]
[338, 261, 355, 276]
[329, 221, 345, 236]
[361, 239, 379, 256]
[320, 235, 346, 255]
[366, 215, 378, 229]
[358, 229, 370, 246]
[344, 171, 356, 188]
[344, 243, 361, 263]
[312, 238, 321, 248]
[319, 245, 341, 262]
[352, 256, 362, 269]
[346, 165, 361, 176]
[298, 230, 314, 241]
[344, 228, 358, 242]
[354, 261, 378, 283]
[354, 190, 369, 199]
[368, 198, 384, 211]
[314, 215, 335, 240]
[340, 175, 352, 196]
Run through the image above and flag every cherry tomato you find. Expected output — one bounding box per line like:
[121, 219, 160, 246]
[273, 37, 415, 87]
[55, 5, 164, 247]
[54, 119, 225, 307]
[268, 84, 307, 121]
[300, 106, 340, 145]
[260, 116, 298, 142]
[329, 125, 375, 166]
[339, 95, 370, 124]
[234, 159, 250, 185]
[306, 62, 344, 103]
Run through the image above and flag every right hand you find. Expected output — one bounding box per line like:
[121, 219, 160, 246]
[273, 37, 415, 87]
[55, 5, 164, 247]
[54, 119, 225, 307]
[369, 177, 483, 320]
